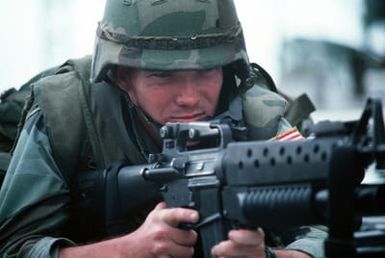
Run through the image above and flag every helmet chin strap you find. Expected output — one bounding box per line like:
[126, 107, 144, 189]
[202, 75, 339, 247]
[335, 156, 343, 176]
[129, 103, 165, 150]
[133, 103, 163, 132]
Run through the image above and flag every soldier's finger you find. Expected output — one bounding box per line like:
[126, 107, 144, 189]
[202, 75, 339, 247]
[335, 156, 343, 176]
[228, 228, 265, 246]
[159, 207, 199, 227]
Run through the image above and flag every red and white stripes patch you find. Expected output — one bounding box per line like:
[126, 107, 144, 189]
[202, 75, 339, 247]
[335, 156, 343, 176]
[271, 128, 304, 141]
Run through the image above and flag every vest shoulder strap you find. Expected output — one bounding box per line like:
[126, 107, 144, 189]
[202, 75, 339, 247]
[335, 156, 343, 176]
[31, 56, 147, 184]
[32, 61, 89, 182]
[68, 57, 147, 166]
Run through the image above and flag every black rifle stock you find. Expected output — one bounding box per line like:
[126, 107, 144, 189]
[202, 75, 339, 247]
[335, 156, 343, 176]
[76, 98, 385, 257]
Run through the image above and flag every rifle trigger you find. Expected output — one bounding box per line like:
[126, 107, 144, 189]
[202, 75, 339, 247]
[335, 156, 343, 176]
[194, 213, 222, 229]
[179, 222, 196, 230]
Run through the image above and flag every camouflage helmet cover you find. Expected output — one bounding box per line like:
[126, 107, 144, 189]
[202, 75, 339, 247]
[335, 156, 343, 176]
[91, 0, 250, 82]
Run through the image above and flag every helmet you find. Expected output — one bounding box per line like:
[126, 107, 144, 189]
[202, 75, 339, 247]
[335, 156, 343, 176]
[91, 0, 250, 82]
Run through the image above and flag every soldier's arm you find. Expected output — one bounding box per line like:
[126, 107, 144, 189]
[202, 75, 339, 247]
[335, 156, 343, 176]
[0, 109, 75, 257]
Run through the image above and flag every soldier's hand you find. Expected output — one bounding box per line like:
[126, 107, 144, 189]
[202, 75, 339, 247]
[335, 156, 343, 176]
[211, 228, 312, 258]
[211, 228, 266, 257]
[122, 202, 199, 258]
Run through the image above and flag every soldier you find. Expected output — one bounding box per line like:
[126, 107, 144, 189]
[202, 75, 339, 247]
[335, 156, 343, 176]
[0, 0, 325, 257]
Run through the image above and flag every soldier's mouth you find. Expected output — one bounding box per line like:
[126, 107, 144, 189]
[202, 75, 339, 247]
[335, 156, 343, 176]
[170, 113, 207, 122]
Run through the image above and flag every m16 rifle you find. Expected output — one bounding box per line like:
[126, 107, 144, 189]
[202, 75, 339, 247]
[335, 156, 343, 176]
[75, 98, 385, 257]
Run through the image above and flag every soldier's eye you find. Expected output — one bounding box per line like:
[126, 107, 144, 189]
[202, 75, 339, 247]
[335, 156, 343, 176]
[147, 71, 171, 78]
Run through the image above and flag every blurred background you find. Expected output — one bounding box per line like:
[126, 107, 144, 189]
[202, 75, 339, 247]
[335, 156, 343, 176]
[0, 0, 384, 121]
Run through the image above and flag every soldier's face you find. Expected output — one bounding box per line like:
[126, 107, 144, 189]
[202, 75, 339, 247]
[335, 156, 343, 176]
[116, 67, 223, 125]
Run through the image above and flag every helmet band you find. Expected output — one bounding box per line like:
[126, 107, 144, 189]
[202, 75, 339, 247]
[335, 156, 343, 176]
[96, 22, 243, 50]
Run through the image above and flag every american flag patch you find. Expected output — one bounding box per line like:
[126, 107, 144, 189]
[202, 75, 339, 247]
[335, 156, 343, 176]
[271, 128, 304, 141]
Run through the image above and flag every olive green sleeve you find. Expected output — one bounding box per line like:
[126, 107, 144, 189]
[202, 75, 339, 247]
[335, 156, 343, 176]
[0, 109, 75, 257]
[283, 225, 328, 258]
